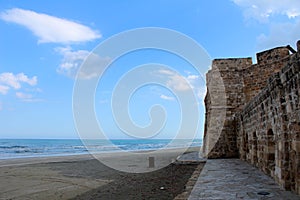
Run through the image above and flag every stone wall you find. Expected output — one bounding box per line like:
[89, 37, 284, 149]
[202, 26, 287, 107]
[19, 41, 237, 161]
[243, 48, 290, 102]
[203, 58, 252, 158]
[203, 47, 289, 158]
[202, 43, 300, 194]
[237, 52, 300, 194]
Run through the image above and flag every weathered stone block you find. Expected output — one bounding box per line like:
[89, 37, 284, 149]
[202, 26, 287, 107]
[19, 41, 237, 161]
[292, 141, 300, 152]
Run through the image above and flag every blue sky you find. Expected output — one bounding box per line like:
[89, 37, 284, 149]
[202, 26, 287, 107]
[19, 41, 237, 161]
[0, 0, 299, 139]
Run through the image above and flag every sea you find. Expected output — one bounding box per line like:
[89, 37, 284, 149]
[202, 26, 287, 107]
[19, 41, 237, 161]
[0, 139, 202, 159]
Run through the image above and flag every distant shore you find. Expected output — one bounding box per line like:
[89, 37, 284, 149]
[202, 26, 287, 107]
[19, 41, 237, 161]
[0, 146, 201, 166]
[0, 147, 203, 200]
[0, 138, 202, 160]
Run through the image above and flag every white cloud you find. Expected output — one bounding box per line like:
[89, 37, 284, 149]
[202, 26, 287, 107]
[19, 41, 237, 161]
[233, 0, 300, 22]
[0, 72, 38, 101]
[187, 75, 199, 80]
[56, 47, 111, 79]
[0, 72, 37, 90]
[257, 20, 300, 49]
[156, 69, 206, 101]
[0, 8, 101, 43]
[197, 85, 207, 100]
[25, 88, 43, 93]
[157, 69, 175, 76]
[0, 85, 10, 94]
[166, 75, 191, 91]
[233, 0, 300, 50]
[157, 69, 191, 91]
[187, 74, 207, 100]
[16, 92, 32, 99]
[160, 94, 175, 101]
[56, 47, 89, 77]
[15, 92, 42, 102]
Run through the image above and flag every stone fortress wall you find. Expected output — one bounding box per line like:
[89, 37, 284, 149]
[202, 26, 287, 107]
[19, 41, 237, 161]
[202, 41, 300, 194]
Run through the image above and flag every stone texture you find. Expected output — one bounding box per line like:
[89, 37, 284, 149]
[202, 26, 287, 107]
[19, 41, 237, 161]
[203, 58, 252, 158]
[189, 159, 299, 200]
[202, 41, 300, 195]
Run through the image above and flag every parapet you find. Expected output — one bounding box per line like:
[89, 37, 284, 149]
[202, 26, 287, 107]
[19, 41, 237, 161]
[212, 58, 252, 71]
[256, 47, 290, 65]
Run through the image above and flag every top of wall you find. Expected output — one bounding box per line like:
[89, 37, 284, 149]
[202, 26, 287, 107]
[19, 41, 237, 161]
[211, 57, 252, 71]
[210, 46, 291, 72]
[241, 51, 300, 117]
[256, 47, 290, 65]
[207, 44, 296, 107]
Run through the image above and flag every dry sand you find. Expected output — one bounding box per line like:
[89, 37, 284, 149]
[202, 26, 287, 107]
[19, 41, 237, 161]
[0, 147, 203, 200]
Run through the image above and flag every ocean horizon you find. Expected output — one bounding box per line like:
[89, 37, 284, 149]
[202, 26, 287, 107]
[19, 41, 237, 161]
[0, 138, 202, 160]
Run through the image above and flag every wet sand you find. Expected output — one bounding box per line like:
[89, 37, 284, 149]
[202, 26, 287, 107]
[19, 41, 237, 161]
[0, 148, 203, 200]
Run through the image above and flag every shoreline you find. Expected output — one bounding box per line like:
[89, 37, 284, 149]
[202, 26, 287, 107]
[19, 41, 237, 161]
[0, 146, 201, 167]
[0, 146, 203, 200]
[0, 138, 202, 161]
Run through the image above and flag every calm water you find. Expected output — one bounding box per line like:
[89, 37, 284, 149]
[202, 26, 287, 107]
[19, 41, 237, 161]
[0, 139, 202, 159]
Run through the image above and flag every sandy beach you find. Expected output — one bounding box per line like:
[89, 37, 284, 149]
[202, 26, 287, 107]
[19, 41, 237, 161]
[0, 147, 203, 200]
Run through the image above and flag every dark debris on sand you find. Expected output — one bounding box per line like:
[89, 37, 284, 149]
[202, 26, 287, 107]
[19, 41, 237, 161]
[63, 160, 201, 200]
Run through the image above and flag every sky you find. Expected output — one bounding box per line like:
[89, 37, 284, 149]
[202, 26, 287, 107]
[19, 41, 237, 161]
[0, 0, 299, 139]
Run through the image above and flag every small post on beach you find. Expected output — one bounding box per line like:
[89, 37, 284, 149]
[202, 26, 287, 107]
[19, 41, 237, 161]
[149, 156, 155, 168]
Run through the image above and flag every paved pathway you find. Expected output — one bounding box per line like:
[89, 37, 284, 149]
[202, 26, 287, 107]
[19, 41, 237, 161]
[189, 159, 300, 200]
[176, 151, 207, 164]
